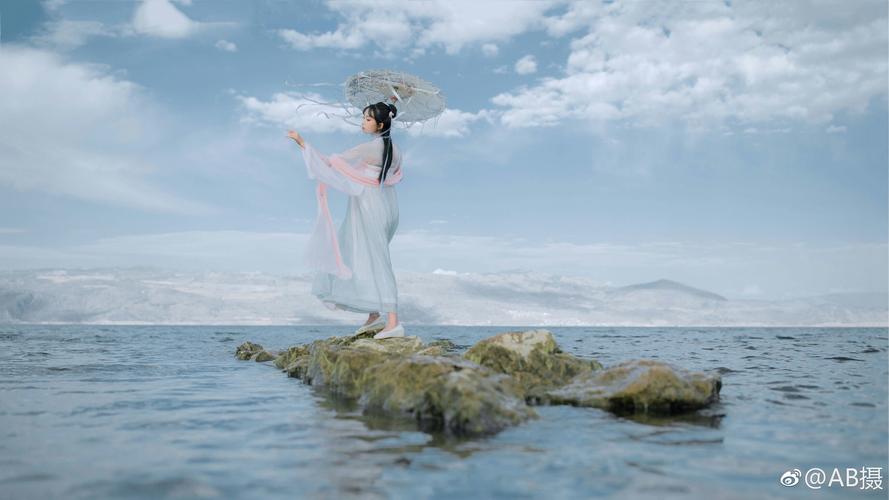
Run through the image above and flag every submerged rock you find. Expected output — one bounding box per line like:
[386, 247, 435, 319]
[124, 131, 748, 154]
[545, 359, 722, 414]
[235, 341, 275, 362]
[235, 341, 263, 360]
[463, 329, 602, 401]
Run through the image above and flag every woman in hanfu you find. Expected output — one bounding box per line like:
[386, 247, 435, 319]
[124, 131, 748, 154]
[287, 101, 405, 339]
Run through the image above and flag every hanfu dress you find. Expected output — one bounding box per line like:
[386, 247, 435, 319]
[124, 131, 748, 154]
[300, 136, 403, 314]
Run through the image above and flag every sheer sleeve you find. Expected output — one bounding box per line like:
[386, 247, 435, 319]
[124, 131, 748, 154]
[301, 142, 366, 196]
[333, 140, 380, 165]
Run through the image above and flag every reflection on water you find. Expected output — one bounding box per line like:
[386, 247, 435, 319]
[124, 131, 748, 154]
[0, 325, 886, 499]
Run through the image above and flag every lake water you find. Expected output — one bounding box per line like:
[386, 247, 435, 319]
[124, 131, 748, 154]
[1, 325, 886, 499]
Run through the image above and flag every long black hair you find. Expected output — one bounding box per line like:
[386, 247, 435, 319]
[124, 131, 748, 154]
[363, 101, 397, 184]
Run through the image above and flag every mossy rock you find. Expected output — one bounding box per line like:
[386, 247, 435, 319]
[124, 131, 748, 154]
[235, 330, 724, 436]
[300, 336, 427, 399]
[427, 339, 459, 351]
[238, 334, 534, 436]
[359, 354, 537, 436]
[545, 359, 722, 414]
[285, 356, 310, 379]
[254, 350, 275, 362]
[274, 345, 310, 370]
[464, 330, 602, 401]
[236, 341, 270, 361]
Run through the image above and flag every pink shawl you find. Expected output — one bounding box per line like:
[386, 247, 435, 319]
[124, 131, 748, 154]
[300, 137, 403, 279]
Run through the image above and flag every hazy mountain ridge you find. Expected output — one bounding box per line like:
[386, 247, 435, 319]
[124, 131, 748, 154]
[0, 268, 885, 326]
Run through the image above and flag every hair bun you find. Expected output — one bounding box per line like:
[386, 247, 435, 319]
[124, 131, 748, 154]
[387, 103, 397, 119]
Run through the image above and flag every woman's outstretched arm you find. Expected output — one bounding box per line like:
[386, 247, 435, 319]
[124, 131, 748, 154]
[287, 130, 305, 149]
[289, 130, 367, 196]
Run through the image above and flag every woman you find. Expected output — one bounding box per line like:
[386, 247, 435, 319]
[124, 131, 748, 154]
[287, 101, 404, 339]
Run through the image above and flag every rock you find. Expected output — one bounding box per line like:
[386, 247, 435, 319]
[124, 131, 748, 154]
[274, 345, 310, 370]
[360, 354, 537, 436]
[278, 334, 425, 380]
[416, 338, 459, 356]
[463, 329, 602, 401]
[235, 329, 725, 435]
[235, 341, 275, 362]
[299, 335, 429, 398]
[235, 341, 262, 360]
[350, 336, 424, 355]
[238, 332, 534, 436]
[253, 350, 275, 362]
[545, 359, 722, 414]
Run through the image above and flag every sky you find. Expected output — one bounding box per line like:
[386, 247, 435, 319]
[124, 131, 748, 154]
[0, 0, 886, 301]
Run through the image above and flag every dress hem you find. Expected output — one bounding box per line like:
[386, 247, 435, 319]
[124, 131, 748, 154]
[314, 293, 398, 314]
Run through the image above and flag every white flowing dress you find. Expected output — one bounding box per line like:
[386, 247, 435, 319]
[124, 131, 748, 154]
[300, 136, 402, 315]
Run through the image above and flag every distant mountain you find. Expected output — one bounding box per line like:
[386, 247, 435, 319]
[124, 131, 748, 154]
[612, 279, 728, 301]
[0, 268, 885, 326]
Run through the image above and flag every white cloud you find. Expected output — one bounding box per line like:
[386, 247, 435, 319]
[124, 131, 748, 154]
[540, 0, 606, 37]
[431, 268, 458, 275]
[276, 0, 562, 57]
[492, 0, 888, 130]
[826, 124, 847, 134]
[133, 0, 199, 39]
[481, 43, 499, 57]
[40, 0, 68, 11]
[402, 108, 496, 138]
[34, 0, 237, 48]
[0, 229, 884, 300]
[269, 0, 888, 129]
[3, 266, 885, 326]
[236, 91, 357, 134]
[514, 54, 538, 74]
[31, 19, 115, 50]
[215, 39, 237, 52]
[237, 90, 494, 138]
[0, 46, 214, 214]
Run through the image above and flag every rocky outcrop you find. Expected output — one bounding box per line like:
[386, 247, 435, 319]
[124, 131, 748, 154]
[235, 341, 275, 362]
[235, 329, 722, 436]
[463, 329, 602, 401]
[236, 334, 535, 436]
[360, 355, 535, 435]
[545, 359, 722, 414]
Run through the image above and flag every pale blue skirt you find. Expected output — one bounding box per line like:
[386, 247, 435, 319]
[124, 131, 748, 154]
[312, 184, 399, 314]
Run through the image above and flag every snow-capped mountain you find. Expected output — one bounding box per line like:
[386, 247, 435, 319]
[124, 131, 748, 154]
[0, 267, 885, 326]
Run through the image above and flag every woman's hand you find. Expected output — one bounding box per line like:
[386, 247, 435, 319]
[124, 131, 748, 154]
[287, 130, 305, 148]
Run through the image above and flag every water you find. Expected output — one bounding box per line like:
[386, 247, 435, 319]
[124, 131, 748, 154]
[0, 325, 886, 499]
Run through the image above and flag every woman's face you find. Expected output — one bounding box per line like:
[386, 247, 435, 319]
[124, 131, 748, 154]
[362, 110, 381, 134]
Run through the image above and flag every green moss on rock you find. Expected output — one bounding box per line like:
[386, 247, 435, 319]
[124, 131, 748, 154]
[463, 329, 602, 401]
[236, 341, 268, 361]
[253, 350, 275, 362]
[545, 359, 722, 414]
[359, 354, 536, 436]
[274, 345, 310, 370]
[235, 329, 724, 435]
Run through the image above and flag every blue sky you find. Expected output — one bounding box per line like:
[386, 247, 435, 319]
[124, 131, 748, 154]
[0, 0, 886, 300]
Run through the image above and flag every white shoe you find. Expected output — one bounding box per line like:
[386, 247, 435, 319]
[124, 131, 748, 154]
[373, 323, 405, 339]
[354, 315, 386, 335]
